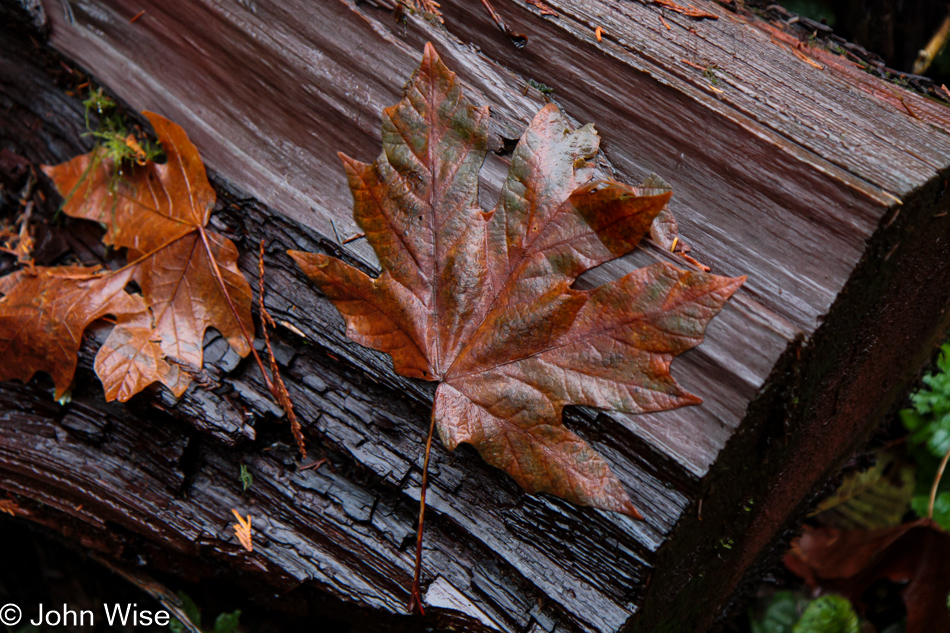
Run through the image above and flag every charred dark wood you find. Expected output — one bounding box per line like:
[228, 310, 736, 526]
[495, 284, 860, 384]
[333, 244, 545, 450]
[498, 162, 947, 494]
[2, 1, 950, 631]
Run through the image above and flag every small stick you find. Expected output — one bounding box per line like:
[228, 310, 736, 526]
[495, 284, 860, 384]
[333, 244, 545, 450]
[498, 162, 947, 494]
[258, 240, 306, 457]
[299, 458, 327, 472]
[130, 10, 145, 23]
[526, 0, 558, 17]
[479, 0, 527, 48]
[928, 442, 950, 520]
[197, 227, 277, 397]
[407, 411, 438, 615]
[913, 10, 950, 75]
[329, 218, 343, 244]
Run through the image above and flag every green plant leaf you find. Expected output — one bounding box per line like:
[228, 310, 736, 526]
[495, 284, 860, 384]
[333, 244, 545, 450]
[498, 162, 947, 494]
[902, 344, 950, 460]
[811, 449, 915, 530]
[169, 591, 202, 633]
[212, 610, 241, 633]
[792, 595, 860, 633]
[901, 342, 950, 528]
[911, 491, 950, 529]
[749, 591, 810, 633]
[169, 591, 241, 633]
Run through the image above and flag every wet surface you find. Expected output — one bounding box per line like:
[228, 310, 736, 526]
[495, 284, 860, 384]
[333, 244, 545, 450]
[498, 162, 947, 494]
[3, 0, 950, 631]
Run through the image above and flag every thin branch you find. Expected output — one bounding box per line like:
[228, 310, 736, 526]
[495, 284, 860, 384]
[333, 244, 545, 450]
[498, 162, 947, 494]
[197, 226, 276, 396]
[478, 0, 527, 47]
[258, 239, 306, 457]
[928, 441, 950, 519]
[914, 9, 950, 75]
[407, 409, 437, 615]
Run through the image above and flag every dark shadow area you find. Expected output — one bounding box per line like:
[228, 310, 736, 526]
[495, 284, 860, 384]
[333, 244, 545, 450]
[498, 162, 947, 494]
[782, 0, 950, 84]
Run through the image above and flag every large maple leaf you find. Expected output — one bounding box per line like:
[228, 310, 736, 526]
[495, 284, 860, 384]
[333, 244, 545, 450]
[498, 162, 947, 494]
[0, 113, 254, 402]
[290, 43, 745, 518]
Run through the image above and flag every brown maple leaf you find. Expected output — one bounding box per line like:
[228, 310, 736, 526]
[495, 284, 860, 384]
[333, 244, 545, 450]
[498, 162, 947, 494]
[0, 265, 142, 400]
[43, 113, 254, 400]
[0, 113, 254, 403]
[786, 521, 950, 633]
[292, 42, 742, 517]
[290, 44, 743, 611]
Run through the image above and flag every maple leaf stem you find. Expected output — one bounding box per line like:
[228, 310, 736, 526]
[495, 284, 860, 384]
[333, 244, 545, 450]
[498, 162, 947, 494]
[408, 409, 437, 615]
[928, 441, 950, 519]
[196, 226, 277, 398]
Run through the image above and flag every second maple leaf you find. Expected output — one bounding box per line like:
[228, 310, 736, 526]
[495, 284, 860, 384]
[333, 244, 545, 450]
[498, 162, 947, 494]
[290, 43, 744, 518]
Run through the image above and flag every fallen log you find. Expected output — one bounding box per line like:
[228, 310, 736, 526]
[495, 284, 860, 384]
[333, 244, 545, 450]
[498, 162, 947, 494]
[2, 0, 950, 631]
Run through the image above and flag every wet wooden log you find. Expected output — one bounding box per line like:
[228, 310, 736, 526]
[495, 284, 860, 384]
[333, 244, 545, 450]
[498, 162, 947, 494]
[2, 0, 950, 631]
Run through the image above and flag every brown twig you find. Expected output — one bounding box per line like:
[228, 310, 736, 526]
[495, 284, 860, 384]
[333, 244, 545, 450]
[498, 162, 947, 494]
[196, 226, 277, 397]
[258, 239, 306, 457]
[526, 0, 558, 16]
[898, 94, 921, 120]
[928, 442, 950, 520]
[407, 410, 438, 615]
[299, 457, 327, 472]
[649, 0, 717, 20]
[914, 10, 950, 75]
[479, 0, 527, 47]
[400, 0, 442, 20]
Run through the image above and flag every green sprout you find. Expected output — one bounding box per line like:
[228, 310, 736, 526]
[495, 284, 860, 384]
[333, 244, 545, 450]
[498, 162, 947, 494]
[239, 464, 253, 492]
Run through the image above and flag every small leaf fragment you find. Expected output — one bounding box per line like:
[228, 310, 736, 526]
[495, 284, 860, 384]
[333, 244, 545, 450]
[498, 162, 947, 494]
[231, 509, 253, 552]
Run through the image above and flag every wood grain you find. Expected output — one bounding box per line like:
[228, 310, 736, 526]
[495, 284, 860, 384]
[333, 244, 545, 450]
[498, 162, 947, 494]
[2, 0, 950, 630]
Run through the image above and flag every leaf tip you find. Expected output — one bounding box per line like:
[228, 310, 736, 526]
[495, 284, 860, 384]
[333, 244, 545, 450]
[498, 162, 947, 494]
[623, 501, 644, 520]
[723, 274, 747, 297]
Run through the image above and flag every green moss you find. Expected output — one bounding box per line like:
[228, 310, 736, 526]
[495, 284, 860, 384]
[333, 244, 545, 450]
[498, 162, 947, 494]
[526, 78, 554, 95]
[82, 88, 163, 166]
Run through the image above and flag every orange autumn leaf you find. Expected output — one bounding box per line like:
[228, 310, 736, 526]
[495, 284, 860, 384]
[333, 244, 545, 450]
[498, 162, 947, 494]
[231, 509, 253, 552]
[0, 113, 254, 402]
[0, 265, 141, 400]
[46, 112, 253, 401]
[290, 43, 744, 519]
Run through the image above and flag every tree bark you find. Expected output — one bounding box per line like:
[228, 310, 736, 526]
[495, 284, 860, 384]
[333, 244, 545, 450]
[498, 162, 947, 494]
[2, 1, 950, 631]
